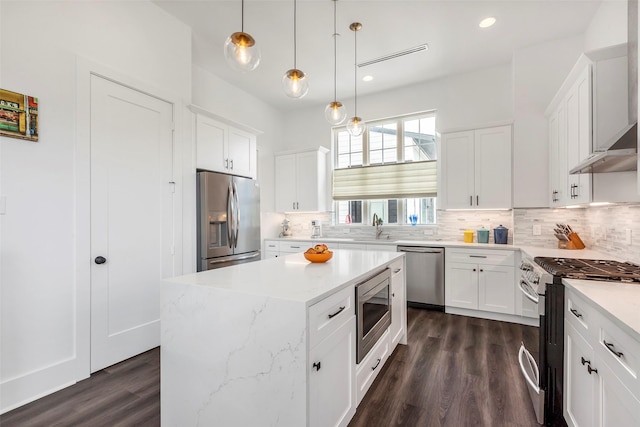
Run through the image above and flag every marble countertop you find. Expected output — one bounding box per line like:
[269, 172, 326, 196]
[563, 278, 640, 342]
[165, 249, 404, 306]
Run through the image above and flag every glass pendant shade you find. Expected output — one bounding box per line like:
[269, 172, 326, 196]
[282, 69, 309, 98]
[347, 116, 365, 136]
[325, 101, 347, 125]
[224, 32, 261, 72]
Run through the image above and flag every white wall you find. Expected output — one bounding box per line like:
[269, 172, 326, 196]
[585, 0, 628, 51]
[0, 0, 191, 413]
[282, 63, 514, 149]
[512, 35, 585, 208]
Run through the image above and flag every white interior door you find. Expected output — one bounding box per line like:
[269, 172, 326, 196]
[90, 75, 174, 373]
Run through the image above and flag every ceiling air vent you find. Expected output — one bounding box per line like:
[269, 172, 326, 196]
[358, 44, 428, 68]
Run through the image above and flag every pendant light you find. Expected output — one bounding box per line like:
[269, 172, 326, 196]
[347, 22, 365, 137]
[224, 0, 261, 72]
[324, 0, 346, 125]
[282, 0, 309, 98]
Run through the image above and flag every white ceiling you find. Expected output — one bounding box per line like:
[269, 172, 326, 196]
[154, 0, 603, 111]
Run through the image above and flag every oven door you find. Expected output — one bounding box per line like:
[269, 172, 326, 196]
[356, 269, 391, 364]
[518, 276, 545, 425]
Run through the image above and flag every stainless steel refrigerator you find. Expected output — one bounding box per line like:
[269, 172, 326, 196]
[197, 171, 261, 271]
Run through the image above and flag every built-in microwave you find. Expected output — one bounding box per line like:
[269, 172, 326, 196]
[355, 268, 391, 364]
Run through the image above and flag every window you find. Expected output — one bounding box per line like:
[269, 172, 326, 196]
[332, 112, 437, 225]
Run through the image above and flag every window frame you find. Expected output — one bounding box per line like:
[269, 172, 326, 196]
[332, 111, 437, 226]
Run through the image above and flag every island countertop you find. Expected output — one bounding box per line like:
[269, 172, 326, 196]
[165, 248, 404, 306]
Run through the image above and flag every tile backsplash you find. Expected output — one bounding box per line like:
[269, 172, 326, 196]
[276, 203, 640, 264]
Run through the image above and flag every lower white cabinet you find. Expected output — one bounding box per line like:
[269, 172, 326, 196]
[309, 317, 356, 427]
[355, 329, 390, 406]
[445, 249, 516, 315]
[390, 258, 407, 351]
[564, 288, 640, 427]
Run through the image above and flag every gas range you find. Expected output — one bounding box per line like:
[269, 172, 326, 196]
[534, 257, 640, 283]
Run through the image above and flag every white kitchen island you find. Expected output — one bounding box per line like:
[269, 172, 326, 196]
[161, 249, 405, 427]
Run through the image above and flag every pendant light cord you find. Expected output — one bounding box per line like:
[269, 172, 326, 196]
[354, 25, 358, 116]
[333, 0, 337, 102]
[241, 0, 244, 33]
[293, 0, 297, 69]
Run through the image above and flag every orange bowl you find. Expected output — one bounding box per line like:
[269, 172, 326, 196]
[304, 251, 333, 263]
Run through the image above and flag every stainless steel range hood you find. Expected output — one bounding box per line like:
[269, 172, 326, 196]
[569, 122, 637, 174]
[570, 0, 638, 175]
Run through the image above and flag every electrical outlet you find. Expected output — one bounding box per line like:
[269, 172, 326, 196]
[625, 228, 632, 245]
[532, 224, 542, 236]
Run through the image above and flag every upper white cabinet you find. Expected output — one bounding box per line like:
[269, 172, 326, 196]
[548, 64, 592, 206]
[441, 125, 512, 210]
[275, 147, 328, 212]
[195, 114, 257, 179]
[547, 44, 633, 207]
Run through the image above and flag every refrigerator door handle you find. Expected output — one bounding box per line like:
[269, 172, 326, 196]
[232, 182, 240, 248]
[227, 182, 234, 249]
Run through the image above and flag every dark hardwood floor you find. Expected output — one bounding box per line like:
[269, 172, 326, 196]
[0, 348, 160, 427]
[349, 308, 540, 427]
[1, 308, 539, 427]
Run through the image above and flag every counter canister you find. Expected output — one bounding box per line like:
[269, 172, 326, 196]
[494, 225, 509, 244]
[477, 226, 489, 244]
[463, 229, 474, 243]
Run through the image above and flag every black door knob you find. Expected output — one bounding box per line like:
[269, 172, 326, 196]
[95, 256, 107, 264]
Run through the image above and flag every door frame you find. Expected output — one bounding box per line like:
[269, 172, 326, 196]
[75, 57, 185, 381]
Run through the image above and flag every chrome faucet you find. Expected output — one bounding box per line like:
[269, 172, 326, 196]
[372, 214, 383, 239]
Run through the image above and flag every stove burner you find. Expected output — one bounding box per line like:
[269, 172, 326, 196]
[534, 257, 640, 283]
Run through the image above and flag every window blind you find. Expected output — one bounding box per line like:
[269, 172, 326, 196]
[332, 160, 437, 200]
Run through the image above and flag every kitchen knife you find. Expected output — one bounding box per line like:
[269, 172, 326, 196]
[555, 233, 570, 241]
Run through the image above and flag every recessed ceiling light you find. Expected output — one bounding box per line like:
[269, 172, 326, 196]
[362, 75, 374, 82]
[479, 17, 496, 28]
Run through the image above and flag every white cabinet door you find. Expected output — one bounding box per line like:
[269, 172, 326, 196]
[474, 126, 512, 209]
[309, 318, 356, 427]
[442, 130, 475, 209]
[549, 105, 568, 206]
[275, 154, 298, 212]
[477, 264, 515, 315]
[597, 359, 640, 427]
[390, 259, 406, 350]
[445, 262, 478, 310]
[228, 127, 256, 179]
[296, 150, 321, 211]
[275, 149, 327, 212]
[565, 322, 597, 427]
[565, 65, 592, 205]
[196, 115, 228, 173]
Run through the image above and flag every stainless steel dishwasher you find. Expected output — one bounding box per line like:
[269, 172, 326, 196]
[397, 246, 445, 310]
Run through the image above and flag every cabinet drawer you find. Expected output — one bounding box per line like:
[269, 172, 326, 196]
[446, 248, 515, 266]
[356, 328, 390, 406]
[308, 285, 355, 349]
[280, 241, 308, 253]
[566, 290, 597, 339]
[264, 240, 280, 251]
[596, 315, 640, 398]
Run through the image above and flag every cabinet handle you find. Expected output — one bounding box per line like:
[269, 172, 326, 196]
[469, 255, 487, 258]
[293, 202, 296, 210]
[581, 356, 590, 366]
[296, 202, 299, 210]
[313, 362, 321, 371]
[393, 268, 401, 273]
[230, 159, 234, 170]
[479, 269, 484, 272]
[473, 268, 477, 272]
[603, 340, 624, 358]
[290, 246, 301, 249]
[587, 364, 598, 375]
[570, 308, 582, 318]
[476, 195, 479, 206]
[371, 358, 381, 371]
[392, 293, 395, 297]
[470, 195, 473, 206]
[225, 158, 229, 169]
[327, 306, 346, 319]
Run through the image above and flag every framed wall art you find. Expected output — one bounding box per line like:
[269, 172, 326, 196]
[0, 88, 39, 142]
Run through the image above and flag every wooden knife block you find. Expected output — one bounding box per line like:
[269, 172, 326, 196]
[558, 232, 586, 250]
